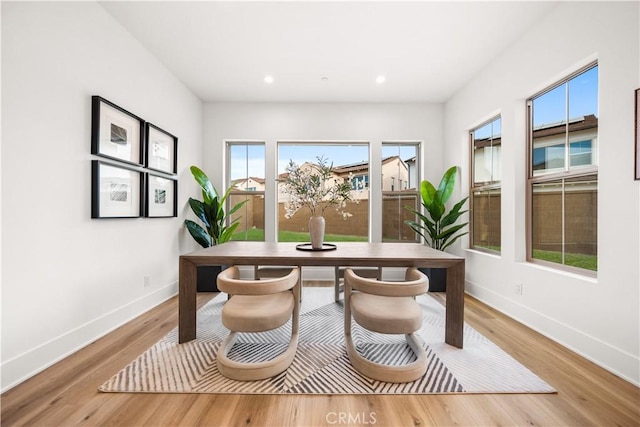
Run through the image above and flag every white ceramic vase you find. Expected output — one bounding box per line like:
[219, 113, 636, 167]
[309, 216, 326, 249]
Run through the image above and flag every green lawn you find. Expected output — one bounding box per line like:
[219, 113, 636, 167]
[532, 249, 597, 271]
[230, 228, 264, 241]
[231, 228, 367, 242]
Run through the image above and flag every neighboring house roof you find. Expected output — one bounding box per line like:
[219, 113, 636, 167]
[532, 114, 598, 138]
[333, 156, 402, 174]
[474, 114, 597, 149]
[232, 177, 265, 187]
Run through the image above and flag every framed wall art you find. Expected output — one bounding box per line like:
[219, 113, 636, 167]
[145, 172, 178, 218]
[635, 88, 640, 180]
[146, 123, 178, 175]
[91, 96, 145, 166]
[91, 160, 144, 218]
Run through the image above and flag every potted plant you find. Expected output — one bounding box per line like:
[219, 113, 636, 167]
[405, 165, 468, 291]
[185, 165, 247, 291]
[281, 156, 355, 248]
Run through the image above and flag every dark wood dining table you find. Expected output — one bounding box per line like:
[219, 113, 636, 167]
[178, 241, 465, 348]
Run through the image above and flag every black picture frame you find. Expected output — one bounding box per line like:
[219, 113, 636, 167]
[91, 160, 144, 218]
[635, 88, 640, 180]
[91, 96, 145, 166]
[145, 172, 178, 218]
[145, 123, 178, 175]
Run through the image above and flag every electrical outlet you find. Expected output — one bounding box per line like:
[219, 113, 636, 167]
[515, 282, 523, 295]
[144, 276, 151, 288]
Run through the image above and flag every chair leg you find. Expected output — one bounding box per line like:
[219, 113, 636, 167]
[216, 288, 300, 381]
[335, 266, 342, 302]
[344, 327, 428, 383]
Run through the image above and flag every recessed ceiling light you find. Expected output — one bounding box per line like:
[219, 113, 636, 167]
[376, 75, 386, 84]
[321, 76, 329, 82]
[264, 75, 274, 84]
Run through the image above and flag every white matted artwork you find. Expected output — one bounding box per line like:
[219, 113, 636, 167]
[91, 160, 142, 218]
[146, 173, 177, 218]
[91, 96, 144, 166]
[146, 123, 177, 174]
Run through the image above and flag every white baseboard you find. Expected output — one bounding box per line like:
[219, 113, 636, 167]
[1, 282, 178, 393]
[465, 279, 640, 387]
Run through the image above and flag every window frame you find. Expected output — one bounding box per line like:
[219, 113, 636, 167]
[526, 62, 598, 277]
[226, 140, 266, 242]
[275, 140, 371, 243]
[469, 115, 502, 254]
[381, 141, 421, 243]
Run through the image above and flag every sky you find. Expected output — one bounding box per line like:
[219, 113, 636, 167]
[230, 143, 417, 180]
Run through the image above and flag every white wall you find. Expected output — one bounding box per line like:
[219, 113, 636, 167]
[444, 2, 639, 384]
[1, 2, 202, 391]
[203, 102, 443, 242]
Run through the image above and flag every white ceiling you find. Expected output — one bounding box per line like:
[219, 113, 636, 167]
[100, 1, 558, 103]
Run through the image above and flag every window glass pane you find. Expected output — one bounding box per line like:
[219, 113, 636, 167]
[228, 143, 265, 241]
[528, 64, 598, 273]
[473, 117, 502, 185]
[564, 175, 597, 271]
[569, 140, 593, 167]
[277, 143, 369, 242]
[532, 84, 567, 175]
[491, 118, 502, 182]
[531, 176, 597, 271]
[382, 144, 419, 242]
[533, 143, 565, 172]
[473, 123, 492, 184]
[470, 116, 501, 252]
[531, 181, 563, 263]
[568, 66, 598, 170]
[472, 188, 501, 252]
[229, 193, 265, 241]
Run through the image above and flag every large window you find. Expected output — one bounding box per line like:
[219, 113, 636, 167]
[470, 117, 502, 252]
[227, 142, 265, 241]
[277, 143, 369, 242]
[381, 143, 420, 242]
[527, 63, 598, 273]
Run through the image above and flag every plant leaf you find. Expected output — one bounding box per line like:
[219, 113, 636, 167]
[437, 222, 468, 241]
[184, 220, 212, 248]
[420, 180, 437, 209]
[188, 198, 210, 228]
[190, 166, 217, 205]
[441, 231, 469, 251]
[437, 166, 458, 205]
[227, 198, 248, 216]
[440, 197, 469, 228]
[219, 222, 240, 244]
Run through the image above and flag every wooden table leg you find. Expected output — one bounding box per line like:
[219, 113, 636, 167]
[445, 260, 465, 348]
[179, 257, 197, 343]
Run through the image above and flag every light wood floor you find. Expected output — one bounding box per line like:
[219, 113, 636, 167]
[2, 284, 639, 427]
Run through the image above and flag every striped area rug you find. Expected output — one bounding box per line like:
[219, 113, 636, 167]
[99, 288, 555, 394]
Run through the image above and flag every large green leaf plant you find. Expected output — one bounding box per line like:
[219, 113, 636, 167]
[185, 166, 247, 248]
[405, 166, 469, 251]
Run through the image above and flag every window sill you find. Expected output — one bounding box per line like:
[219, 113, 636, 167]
[521, 260, 598, 284]
[464, 248, 501, 260]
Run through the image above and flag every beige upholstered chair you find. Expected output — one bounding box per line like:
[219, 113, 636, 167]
[343, 267, 429, 383]
[254, 265, 302, 301]
[334, 266, 382, 302]
[216, 266, 300, 381]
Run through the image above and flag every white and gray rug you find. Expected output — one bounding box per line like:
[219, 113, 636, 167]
[99, 288, 555, 394]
